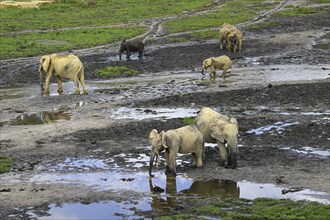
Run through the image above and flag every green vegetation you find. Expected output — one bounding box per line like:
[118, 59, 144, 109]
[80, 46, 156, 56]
[0, 27, 145, 60]
[96, 66, 139, 78]
[276, 5, 320, 16]
[0, 0, 212, 59]
[0, 157, 14, 174]
[311, 0, 330, 3]
[183, 117, 195, 125]
[155, 197, 330, 220]
[162, 0, 280, 34]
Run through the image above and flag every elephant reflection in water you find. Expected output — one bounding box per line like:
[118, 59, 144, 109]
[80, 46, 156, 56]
[149, 177, 240, 213]
[39, 111, 70, 124]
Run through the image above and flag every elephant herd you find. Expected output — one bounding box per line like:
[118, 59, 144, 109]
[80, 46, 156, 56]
[37, 23, 242, 177]
[38, 23, 242, 95]
[149, 107, 239, 177]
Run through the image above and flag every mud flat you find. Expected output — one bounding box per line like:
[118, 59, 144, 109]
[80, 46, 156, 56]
[1, 1, 330, 219]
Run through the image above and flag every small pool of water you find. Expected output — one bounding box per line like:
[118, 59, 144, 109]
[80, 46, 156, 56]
[0, 111, 71, 127]
[246, 121, 299, 135]
[109, 107, 199, 120]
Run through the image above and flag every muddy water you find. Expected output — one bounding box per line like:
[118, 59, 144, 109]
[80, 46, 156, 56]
[1, 151, 329, 219]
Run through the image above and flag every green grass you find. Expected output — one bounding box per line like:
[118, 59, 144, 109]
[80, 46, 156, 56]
[0, 0, 212, 59]
[311, 0, 330, 3]
[162, 0, 280, 35]
[96, 66, 139, 78]
[183, 117, 195, 125]
[0, 27, 145, 60]
[155, 197, 330, 220]
[0, 157, 14, 174]
[276, 5, 320, 16]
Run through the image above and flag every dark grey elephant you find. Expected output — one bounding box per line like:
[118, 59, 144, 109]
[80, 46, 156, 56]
[119, 39, 145, 60]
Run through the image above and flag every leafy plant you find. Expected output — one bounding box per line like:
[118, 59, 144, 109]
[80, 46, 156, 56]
[0, 157, 14, 174]
[96, 66, 139, 78]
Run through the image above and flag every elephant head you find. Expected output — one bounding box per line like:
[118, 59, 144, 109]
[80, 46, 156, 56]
[210, 117, 239, 168]
[201, 58, 212, 75]
[38, 55, 51, 89]
[148, 129, 166, 177]
[119, 40, 127, 60]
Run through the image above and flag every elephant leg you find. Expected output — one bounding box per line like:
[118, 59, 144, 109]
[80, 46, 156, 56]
[138, 51, 143, 59]
[56, 76, 63, 94]
[221, 69, 227, 81]
[79, 75, 88, 95]
[165, 150, 171, 175]
[73, 78, 80, 95]
[167, 151, 177, 177]
[191, 153, 197, 167]
[220, 39, 223, 49]
[218, 142, 228, 166]
[126, 51, 131, 60]
[44, 75, 51, 94]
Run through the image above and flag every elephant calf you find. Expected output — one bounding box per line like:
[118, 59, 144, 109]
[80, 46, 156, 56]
[195, 107, 239, 169]
[119, 39, 145, 60]
[148, 125, 204, 177]
[38, 54, 87, 95]
[201, 55, 232, 80]
[219, 23, 242, 53]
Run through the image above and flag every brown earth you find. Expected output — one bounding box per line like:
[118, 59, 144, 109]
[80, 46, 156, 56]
[0, 1, 330, 219]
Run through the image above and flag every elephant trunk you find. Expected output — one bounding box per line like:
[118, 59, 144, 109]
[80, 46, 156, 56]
[38, 66, 44, 90]
[201, 67, 205, 75]
[149, 152, 158, 177]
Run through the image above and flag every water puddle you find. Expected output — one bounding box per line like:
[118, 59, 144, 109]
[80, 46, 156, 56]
[281, 146, 330, 157]
[2, 155, 328, 219]
[22, 175, 329, 219]
[313, 32, 330, 50]
[246, 121, 299, 135]
[109, 107, 199, 120]
[0, 111, 71, 127]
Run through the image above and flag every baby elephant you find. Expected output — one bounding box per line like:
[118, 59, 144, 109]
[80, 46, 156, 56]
[119, 39, 145, 60]
[148, 125, 204, 177]
[201, 55, 232, 80]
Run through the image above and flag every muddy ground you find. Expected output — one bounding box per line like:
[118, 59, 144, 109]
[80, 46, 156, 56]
[0, 1, 330, 219]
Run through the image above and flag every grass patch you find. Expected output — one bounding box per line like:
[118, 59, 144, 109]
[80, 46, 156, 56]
[96, 66, 139, 78]
[183, 117, 195, 125]
[0, 0, 213, 59]
[0, 157, 14, 174]
[310, 0, 330, 3]
[276, 5, 320, 16]
[151, 197, 330, 220]
[0, 27, 145, 60]
[163, 0, 280, 35]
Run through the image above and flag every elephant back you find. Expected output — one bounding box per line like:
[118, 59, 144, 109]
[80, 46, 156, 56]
[195, 107, 224, 143]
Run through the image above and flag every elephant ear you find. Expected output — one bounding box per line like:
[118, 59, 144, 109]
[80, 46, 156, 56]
[161, 131, 169, 148]
[41, 55, 51, 72]
[210, 120, 226, 143]
[229, 117, 239, 130]
[210, 58, 217, 67]
[149, 129, 159, 144]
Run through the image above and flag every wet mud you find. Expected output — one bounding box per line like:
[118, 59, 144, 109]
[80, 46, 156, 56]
[1, 1, 330, 219]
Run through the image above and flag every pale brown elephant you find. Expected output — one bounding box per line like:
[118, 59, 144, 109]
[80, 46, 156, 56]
[201, 55, 232, 80]
[195, 107, 239, 169]
[38, 54, 87, 95]
[219, 23, 242, 53]
[148, 125, 204, 177]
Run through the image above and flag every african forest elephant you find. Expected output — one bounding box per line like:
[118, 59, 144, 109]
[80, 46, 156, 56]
[148, 125, 204, 177]
[219, 23, 242, 53]
[195, 107, 239, 169]
[201, 55, 232, 80]
[38, 54, 87, 95]
[119, 39, 145, 60]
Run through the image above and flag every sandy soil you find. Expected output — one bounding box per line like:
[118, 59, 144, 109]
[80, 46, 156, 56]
[0, 0, 330, 219]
